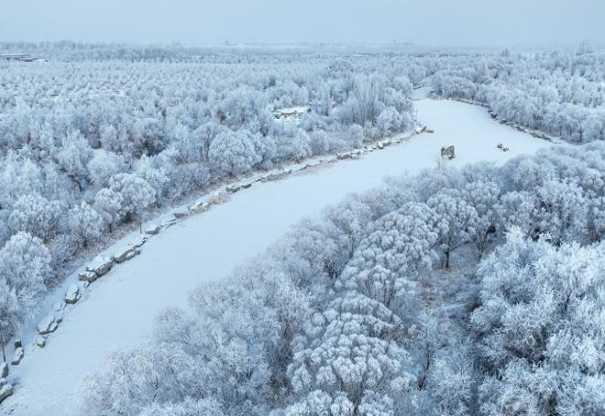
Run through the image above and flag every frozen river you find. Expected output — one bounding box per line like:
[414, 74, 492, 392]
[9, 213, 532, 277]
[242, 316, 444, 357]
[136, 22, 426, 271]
[4, 98, 559, 416]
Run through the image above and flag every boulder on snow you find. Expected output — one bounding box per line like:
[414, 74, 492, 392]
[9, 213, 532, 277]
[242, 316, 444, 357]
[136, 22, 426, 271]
[37, 314, 58, 335]
[13, 339, 21, 349]
[0, 382, 12, 404]
[0, 362, 7, 378]
[11, 347, 23, 365]
[64, 284, 80, 304]
[79, 270, 98, 283]
[226, 184, 241, 193]
[34, 335, 46, 348]
[145, 224, 160, 235]
[86, 257, 112, 276]
[112, 245, 138, 263]
[189, 201, 210, 213]
[173, 210, 189, 219]
[161, 217, 177, 228]
[337, 152, 351, 160]
[441, 145, 455, 160]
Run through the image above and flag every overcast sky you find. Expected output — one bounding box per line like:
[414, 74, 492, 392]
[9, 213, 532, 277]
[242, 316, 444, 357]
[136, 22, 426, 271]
[1, 0, 604, 47]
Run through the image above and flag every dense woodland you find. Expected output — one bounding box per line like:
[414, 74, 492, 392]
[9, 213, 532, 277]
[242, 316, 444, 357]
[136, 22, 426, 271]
[0, 44, 604, 415]
[81, 142, 605, 416]
[0, 46, 417, 344]
[430, 49, 605, 143]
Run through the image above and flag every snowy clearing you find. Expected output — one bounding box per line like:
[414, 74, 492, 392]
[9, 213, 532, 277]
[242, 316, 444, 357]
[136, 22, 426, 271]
[3, 98, 561, 416]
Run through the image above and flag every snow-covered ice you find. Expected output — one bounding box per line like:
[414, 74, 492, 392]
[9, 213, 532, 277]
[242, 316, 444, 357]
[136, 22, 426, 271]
[3, 99, 563, 416]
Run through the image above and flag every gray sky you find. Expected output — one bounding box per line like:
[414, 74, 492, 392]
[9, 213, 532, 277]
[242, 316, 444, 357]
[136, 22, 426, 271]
[1, 0, 604, 47]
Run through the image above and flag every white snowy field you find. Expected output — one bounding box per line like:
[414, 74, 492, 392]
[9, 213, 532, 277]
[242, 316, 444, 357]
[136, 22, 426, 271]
[4, 98, 561, 416]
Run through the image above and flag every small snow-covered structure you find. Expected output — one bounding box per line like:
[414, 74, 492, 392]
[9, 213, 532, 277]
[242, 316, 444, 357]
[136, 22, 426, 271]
[0, 379, 12, 404]
[11, 347, 24, 365]
[112, 245, 139, 263]
[441, 145, 455, 160]
[86, 257, 112, 276]
[37, 314, 58, 335]
[273, 105, 311, 121]
[64, 284, 81, 304]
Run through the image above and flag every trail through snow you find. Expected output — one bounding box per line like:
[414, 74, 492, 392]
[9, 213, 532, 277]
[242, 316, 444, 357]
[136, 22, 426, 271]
[3, 98, 562, 416]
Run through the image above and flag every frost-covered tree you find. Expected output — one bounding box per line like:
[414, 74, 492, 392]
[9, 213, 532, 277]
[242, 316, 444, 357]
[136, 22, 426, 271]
[376, 107, 409, 135]
[463, 179, 500, 259]
[0, 278, 19, 362]
[87, 149, 127, 188]
[496, 190, 537, 237]
[472, 230, 605, 416]
[8, 193, 62, 242]
[109, 174, 156, 232]
[534, 179, 588, 244]
[587, 196, 605, 242]
[0, 232, 51, 340]
[94, 188, 124, 233]
[137, 398, 225, 416]
[56, 130, 94, 189]
[336, 203, 438, 317]
[286, 292, 415, 416]
[68, 202, 103, 248]
[348, 124, 364, 147]
[427, 190, 478, 269]
[208, 130, 261, 176]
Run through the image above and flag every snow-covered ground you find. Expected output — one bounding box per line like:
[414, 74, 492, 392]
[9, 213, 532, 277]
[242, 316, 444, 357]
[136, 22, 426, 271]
[3, 98, 563, 416]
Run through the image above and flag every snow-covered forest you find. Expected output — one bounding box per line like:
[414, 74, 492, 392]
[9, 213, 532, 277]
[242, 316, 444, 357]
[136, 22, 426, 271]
[0, 40, 604, 416]
[0, 45, 417, 346]
[81, 142, 605, 416]
[430, 49, 605, 143]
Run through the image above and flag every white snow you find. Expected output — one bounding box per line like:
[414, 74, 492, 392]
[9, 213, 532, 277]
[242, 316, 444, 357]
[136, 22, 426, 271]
[3, 98, 563, 416]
